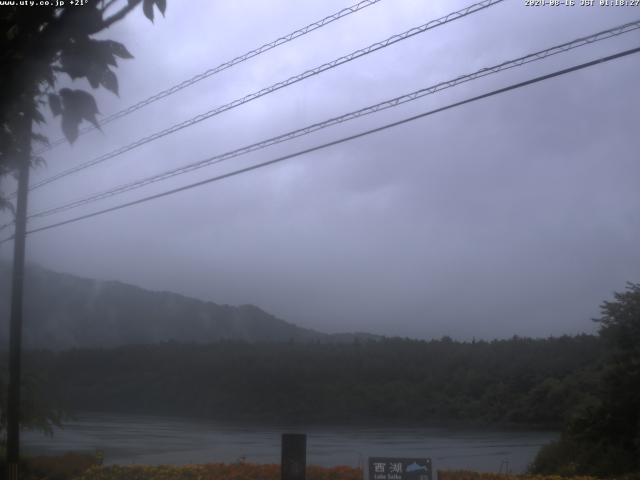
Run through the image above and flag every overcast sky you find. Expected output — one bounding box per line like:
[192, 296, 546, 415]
[2, 0, 639, 340]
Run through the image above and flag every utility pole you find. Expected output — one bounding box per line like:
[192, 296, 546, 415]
[6, 108, 32, 480]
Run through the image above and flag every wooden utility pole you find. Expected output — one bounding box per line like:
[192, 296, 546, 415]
[6, 109, 32, 480]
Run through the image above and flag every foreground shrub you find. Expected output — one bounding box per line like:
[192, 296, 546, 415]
[20, 452, 98, 480]
[438, 471, 598, 480]
[73, 463, 362, 480]
[529, 437, 638, 477]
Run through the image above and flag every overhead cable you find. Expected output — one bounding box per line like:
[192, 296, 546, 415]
[35, 0, 385, 154]
[2, 45, 636, 244]
[24, 19, 640, 222]
[24, 0, 504, 194]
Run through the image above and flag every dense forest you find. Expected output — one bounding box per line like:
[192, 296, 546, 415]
[23, 334, 603, 427]
[3, 283, 637, 477]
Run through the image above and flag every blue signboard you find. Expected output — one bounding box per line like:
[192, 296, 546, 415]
[368, 457, 432, 480]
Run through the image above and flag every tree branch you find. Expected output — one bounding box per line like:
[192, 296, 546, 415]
[102, 0, 142, 29]
[100, 0, 122, 15]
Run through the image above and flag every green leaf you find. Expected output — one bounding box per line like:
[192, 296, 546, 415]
[48, 94, 62, 117]
[143, 0, 154, 22]
[101, 70, 119, 96]
[61, 114, 79, 144]
[76, 93, 100, 129]
[59, 88, 100, 131]
[95, 40, 118, 67]
[109, 41, 134, 59]
[155, 0, 166, 16]
[60, 44, 90, 79]
[86, 63, 103, 88]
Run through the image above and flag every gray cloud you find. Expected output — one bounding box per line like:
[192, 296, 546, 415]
[2, 0, 639, 339]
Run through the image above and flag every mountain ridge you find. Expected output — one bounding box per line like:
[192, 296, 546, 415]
[0, 262, 379, 350]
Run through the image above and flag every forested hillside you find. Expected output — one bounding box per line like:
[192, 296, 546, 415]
[26, 335, 603, 427]
[0, 263, 334, 348]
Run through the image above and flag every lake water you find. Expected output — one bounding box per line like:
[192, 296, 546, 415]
[22, 413, 557, 474]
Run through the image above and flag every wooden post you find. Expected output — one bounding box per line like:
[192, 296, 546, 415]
[281, 433, 306, 480]
[6, 110, 32, 480]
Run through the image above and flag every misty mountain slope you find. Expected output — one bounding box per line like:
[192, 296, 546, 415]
[0, 263, 329, 349]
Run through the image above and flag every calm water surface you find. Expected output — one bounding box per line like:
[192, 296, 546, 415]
[22, 413, 557, 473]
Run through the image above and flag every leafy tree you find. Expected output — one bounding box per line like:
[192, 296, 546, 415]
[0, 0, 167, 204]
[583, 282, 640, 472]
[0, 364, 65, 442]
[0, 0, 167, 442]
[530, 283, 640, 476]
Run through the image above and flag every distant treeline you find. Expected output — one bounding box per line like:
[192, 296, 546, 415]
[24, 335, 604, 427]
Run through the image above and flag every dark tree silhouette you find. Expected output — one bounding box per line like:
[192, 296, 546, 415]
[531, 283, 640, 476]
[0, 1, 167, 474]
[0, 0, 167, 203]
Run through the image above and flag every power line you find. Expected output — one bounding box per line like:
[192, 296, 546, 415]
[24, 0, 504, 194]
[3, 45, 636, 244]
[23, 19, 640, 222]
[35, 0, 385, 154]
